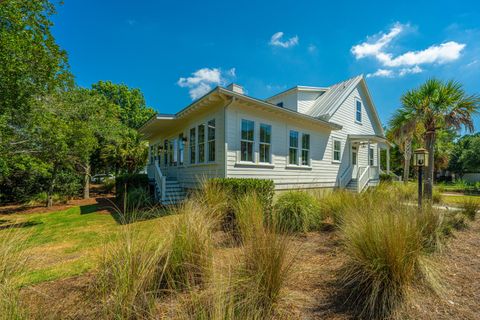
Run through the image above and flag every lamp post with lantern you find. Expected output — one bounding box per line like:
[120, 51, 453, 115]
[413, 148, 429, 209]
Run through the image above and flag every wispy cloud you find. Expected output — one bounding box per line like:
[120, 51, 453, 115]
[126, 19, 136, 26]
[177, 67, 236, 100]
[353, 22, 465, 77]
[308, 44, 317, 54]
[366, 69, 394, 78]
[269, 32, 299, 48]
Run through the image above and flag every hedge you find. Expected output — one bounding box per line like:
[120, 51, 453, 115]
[115, 173, 150, 201]
[208, 178, 275, 216]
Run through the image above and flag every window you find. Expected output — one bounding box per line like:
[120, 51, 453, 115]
[178, 134, 184, 165]
[333, 139, 341, 162]
[241, 119, 254, 162]
[259, 124, 271, 163]
[289, 130, 299, 165]
[207, 119, 215, 162]
[369, 148, 374, 166]
[301, 134, 310, 166]
[189, 128, 196, 164]
[356, 100, 362, 123]
[163, 139, 168, 166]
[276, 102, 284, 108]
[352, 150, 357, 165]
[150, 145, 155, 163]
[198, 124, 205, 163]
[169, 140, 174, 166]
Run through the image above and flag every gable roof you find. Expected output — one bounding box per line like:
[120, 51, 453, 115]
[306, 75, 363, 118]
[306, 75, 384, 136]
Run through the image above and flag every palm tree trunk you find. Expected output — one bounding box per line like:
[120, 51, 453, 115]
[403, 139, 412, 183]
[83, 163, 90, 199]
[424, 131, 436, 200]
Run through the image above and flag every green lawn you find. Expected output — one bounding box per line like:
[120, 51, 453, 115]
[441, 194, 480, 206]
[0, 204, 175, 285]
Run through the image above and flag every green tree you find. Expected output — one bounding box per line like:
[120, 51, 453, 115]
[449, 133, 480, 176]
[92, 81, 155, 129]
[0, 0, 71, 155]
[397, 79, 479, 199]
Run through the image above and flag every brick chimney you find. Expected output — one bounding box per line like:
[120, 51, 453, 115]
[227, 83, 244, 94]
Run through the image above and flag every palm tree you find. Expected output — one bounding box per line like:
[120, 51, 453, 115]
[399, 79, 479, 199]
[388, 100, 422, 183]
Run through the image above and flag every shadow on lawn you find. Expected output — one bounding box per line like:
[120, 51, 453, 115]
[0, 220, 42, 230]
[79, 197, 169, 225]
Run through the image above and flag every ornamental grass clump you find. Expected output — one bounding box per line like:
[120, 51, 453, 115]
[96, 224, 167, 320]
[0, 229, 29, 320]
[273, 191, 321, 233]
[460, 199, 479, 221]
[318, 190, 356, 227]
[233, 194, 294, 317]
[339, 197, 441, 319]
[162, 201, 216, 291]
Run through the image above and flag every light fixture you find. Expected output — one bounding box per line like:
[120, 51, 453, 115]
[413, 148, 429, 167]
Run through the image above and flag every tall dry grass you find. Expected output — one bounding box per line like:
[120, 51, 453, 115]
[0, 229, 29, 320]
[338, 188, 443, 319]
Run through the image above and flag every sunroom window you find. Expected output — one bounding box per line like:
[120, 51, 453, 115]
[289, 130, 299, 165]
[189, 128, 196, 164]
[198, 124, 205, 163]
[301, 134, 310, 166]
[207, 119, 215, 162]
[241, 119, 254, 162]
[259, 124, 271, 163]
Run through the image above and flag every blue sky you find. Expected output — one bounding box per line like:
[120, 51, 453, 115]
[51, 0, 480, 129]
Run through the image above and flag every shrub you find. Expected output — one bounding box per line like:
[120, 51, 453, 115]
[162, 201, 215, 291]
[460, 199, 479, 221]
[274, 191, 321, 233]
[233, 194, 293, 317]
[339, 201, 440, 319]
[27, 192, 68, 206]
[125, 187, 152, 211]
[115, 173, 150, 201]
[379, 173, 396, 182]
[208, 178, 274, 235]
[0, 230, 29, 319]
[96, 225, 166, 319]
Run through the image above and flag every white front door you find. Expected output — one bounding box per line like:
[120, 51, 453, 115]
[351, 145, 358, 177]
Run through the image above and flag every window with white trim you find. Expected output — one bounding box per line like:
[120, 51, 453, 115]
[289, 130, 299, 165]
[369, 148, 374, 166]
[241, 119, 254, 162]
[178, 133, 184, 165]
[333, 139, 341, 162]
[207, 119, 215, 162]
[301, 134, 310, 166]
[259, 123, 271, 163]
[189, 128, 196, 164]
[198, 124, 205, 163]
[356, 100, 362, 123]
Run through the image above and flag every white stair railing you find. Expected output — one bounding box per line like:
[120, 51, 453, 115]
[339, 166, 353, 188]
[357, 166, 370, 193]
[153, 160, 166, 202]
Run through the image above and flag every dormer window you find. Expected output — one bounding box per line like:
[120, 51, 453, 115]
[276, 102, 284, 108]
[355, 100, 362, 123]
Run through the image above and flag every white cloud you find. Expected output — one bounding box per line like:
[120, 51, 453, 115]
[308, 44, 317, 53]
[177, 67, 236, 100]
[269, 32, 299, 48]
[353, 22, 466, 78]
[366, 69, 394, 78]
[351, 22, 405, 59]
[398, 65, 423, 76]
[384, 41, 465, 67]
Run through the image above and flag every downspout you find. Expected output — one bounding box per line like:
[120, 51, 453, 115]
[223, 97, 236, 178]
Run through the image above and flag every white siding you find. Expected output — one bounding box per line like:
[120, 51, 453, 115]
[267, 92, 298, 111]
[148, 103, 226, 189]
[298, 91, 323, 114]
[225, 101, 340, 189]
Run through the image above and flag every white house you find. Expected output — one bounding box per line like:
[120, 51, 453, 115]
[139, 75, 391, 204]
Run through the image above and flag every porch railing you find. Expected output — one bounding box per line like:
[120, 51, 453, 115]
[369, 166, 379, 180]
[339, 166, 353, 188]
[151, 160, 166, 202]
[357, 166, 369, 193]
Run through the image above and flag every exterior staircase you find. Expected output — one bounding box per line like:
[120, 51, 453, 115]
[160, 178, 187, 205]
[346, 178, 359, 192]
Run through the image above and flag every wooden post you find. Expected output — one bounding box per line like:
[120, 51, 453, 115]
[386, 146, 390, 174]
[418, 166, 423, 209]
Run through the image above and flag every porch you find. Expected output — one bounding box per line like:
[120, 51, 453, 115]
[339, 134, 392, 192]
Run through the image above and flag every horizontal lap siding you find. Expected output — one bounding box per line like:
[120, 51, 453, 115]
[226, 102, 339, 189]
